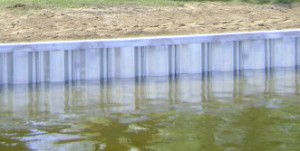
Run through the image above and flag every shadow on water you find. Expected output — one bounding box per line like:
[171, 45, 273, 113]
[0, 67, 300, 150]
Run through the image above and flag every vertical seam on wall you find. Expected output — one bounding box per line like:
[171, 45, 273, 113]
[42, 51, 45, 82]
[43, 51, 46, 82]
[36, 51, 40, 82]
[64, 50, 68, 82]
[3, 53, 6, 84]
[32, 51, 36, 84]
[99, 48, 103, 80]
[114, 48, 120, 78]
[175, 45, 180, 75]
[265, 39, 268, 69]
[168, 45, 171, 75]
[9, 52, 13, 84]
[80, 49, 86, 80]
[0, 53, 2, 84]
[107, 48, 111, 79]
[201, 43, 206, 77]
[28, 51, 32, 84]
[234, 41, 239, 76]
[71, 50, 74, 81]
[1, 54, 3, 84]
[269, 39, 273, 92]
[140, 46, 143, 78]
[264, 39, 271, 92]
[295, 38, 299, 94]
[208, 43, 212, 77]
[239, 41, 244, 76]
[142, 46, 146, 77]
[175, 45, 178, 75]
[44, 51, 48, 82]
[295, 38, 299, 67]
[45, 51, 50, 82]
[270, 39, 273, 70]
[103, 48, 107, 80]
[139, 47, 142, 78]
[74, 50, 78, 81]
[265, 39, 271, 72]
[141, 46, 144, 77]
[134, 47, 138, 78]
[69, 50, 72, 82]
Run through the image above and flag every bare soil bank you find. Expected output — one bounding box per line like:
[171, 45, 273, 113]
[0, 2, 300, 43]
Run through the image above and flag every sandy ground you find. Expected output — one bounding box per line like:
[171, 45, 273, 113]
[0, 2, 300, 43]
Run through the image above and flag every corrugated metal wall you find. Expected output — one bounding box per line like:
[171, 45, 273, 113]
[0, 30, 299, 84]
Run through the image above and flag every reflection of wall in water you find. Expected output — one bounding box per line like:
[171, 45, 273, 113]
[0, 69, 300, 117]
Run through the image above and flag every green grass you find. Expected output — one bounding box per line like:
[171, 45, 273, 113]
[0, 0, 183, 8]
[0, 0, 298, 9]
[179, 0, 297, 4]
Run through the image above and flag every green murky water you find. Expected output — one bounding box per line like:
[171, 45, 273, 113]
[1, 68, 300, 151]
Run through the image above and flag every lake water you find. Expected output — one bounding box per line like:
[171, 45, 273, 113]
[1, 68, 300, 151]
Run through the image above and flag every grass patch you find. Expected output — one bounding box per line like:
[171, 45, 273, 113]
[174, 0, 299, 4]
[0, 0, 299, 9]
[0, 0, 183, 9]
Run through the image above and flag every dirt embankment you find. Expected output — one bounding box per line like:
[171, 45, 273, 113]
[0, 2, 300, 43]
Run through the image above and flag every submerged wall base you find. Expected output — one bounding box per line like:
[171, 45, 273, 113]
[0, 30, 300, 84]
